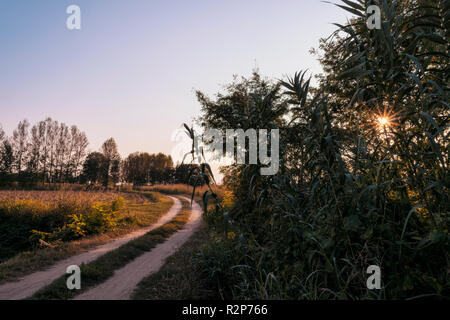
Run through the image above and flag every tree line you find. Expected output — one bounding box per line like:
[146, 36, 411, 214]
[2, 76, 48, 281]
[83, 150, 203, 187]
[0, 118, 203, 188]
[0, 118, 88, 185]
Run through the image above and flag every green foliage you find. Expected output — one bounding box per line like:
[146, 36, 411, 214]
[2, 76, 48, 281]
[31, 197, 126, 243]
[0, 196, 128, 261]
[122, 152, 174, 185]
[81, 152, 107, 185]
[191, 0, 449, 300]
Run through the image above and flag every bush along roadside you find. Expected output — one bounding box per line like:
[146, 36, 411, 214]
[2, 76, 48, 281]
[0, 196, 127, 262]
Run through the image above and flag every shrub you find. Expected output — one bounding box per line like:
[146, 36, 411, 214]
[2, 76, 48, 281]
[0, 191, 142, 261]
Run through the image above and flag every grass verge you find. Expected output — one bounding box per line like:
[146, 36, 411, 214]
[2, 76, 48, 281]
[29, 197, 192, 300]
[0, 193, 172, 284]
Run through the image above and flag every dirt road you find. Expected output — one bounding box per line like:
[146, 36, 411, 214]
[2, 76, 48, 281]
[74, 197, 202, 300]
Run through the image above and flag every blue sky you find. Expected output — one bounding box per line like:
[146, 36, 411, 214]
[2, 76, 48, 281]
[0, 0, 349, 171]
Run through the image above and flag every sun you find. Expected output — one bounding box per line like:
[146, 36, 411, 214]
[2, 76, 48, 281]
[373, 104, 402, 132]
[378, 116, 390, 127]
[361, 103, 402, 137]
[375, 107, 395, 130]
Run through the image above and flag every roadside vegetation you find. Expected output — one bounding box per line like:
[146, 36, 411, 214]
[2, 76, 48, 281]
[186, 0, 449, 300]
[0, 190, 172, 283]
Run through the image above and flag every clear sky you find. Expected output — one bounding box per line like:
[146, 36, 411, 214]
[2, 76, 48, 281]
[0, 0, 349, 176]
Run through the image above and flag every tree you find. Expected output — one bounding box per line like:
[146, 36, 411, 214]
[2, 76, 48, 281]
[122, 152, 175, 185]
[0, 126, 14, 179]
[101, 138, 121, 188]
[197, 71, 288, 217]
[174, 163, 203, 185]
[123, 152, 151, 185]
[72, 129, 89, 181]
[55, 123, 70, 182]
[0, 140, 14, 175]
[12, 120, 30, 174]
[45, 118, 58, 182]
[28, 122, 44, 177]
[81, 152, 106, 185]
[151, 153, 173, 183]
[0, 125, 4, 143]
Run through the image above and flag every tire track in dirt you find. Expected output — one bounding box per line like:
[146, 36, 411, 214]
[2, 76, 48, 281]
[73, 196, 202, 300]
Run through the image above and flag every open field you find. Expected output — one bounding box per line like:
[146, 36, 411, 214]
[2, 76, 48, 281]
[138, 184, 225, 201]
[0, 190, 173, 283]
[0, 190, 148, 204]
